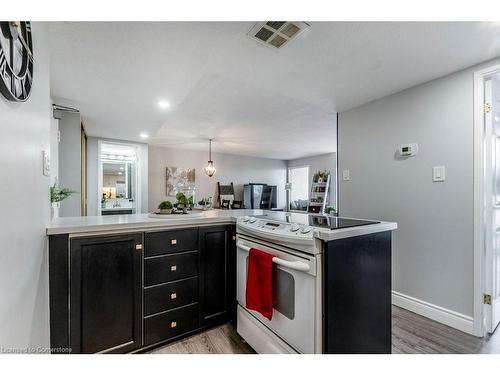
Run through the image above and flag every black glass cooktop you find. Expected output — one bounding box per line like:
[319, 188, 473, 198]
[308, 215, 379, 229]
[254, 212, 379, 230]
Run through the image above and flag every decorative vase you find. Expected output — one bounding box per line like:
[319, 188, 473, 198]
[51, 202, 60, 220]
[159, 209, 172, 215]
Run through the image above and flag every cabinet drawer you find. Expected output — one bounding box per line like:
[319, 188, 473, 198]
[144, 277, 198, 316]
[144, 303, 199, 346]
[144, 251, 199, 286]
[145, 229, 198, 257]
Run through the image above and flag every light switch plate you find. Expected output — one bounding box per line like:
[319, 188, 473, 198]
[342, 169, 350, 181]
[433, 166, 445, 182]
[42, 150, 50, 176]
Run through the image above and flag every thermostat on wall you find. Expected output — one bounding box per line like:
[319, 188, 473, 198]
[398, 143, 418, 157]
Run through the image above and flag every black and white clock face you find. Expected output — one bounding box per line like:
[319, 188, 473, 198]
[0, 21, 34, 102]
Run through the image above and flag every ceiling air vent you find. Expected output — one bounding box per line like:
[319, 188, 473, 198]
[248, 21, 310, 49]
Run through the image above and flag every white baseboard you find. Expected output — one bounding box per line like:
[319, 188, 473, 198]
[392, 291, 475, 335]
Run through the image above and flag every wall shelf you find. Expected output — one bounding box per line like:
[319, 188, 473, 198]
[307, 174, 330, 214]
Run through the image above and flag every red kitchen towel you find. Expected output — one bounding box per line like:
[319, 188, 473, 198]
[246, 248, 275, 320]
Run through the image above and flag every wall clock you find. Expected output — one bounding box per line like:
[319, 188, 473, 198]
[0, 21, 33, 102]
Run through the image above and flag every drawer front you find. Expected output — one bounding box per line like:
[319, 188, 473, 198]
[144, 303, 199, 346]
[145, 229, 198, 257]
[144, 277, 198, 316]
[144, 252, 199, 286]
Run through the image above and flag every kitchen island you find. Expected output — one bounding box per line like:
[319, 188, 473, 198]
[47, 210, 397, 354]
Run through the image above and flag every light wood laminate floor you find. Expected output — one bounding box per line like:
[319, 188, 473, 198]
[150, 306, 500, 354]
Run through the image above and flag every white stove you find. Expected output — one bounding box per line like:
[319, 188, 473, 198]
[235, 211, 396, 354]
[235, 212, 323, 354]
[236, 213, 320, 254]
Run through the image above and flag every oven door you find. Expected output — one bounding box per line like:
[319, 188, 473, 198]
[236, 235, 317, 354]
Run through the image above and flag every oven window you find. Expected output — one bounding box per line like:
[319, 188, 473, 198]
[273, 268, 295, 320]
[246, 257, 295, 320]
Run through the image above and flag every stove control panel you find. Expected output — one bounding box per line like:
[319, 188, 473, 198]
[237, 216, 315, 240]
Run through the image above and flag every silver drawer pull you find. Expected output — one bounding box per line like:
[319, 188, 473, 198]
[170, 321, 177, 328]
[170, 265, 177, 272]
[135, 244, 143, 250]
[170, 292, 177, 300]
[171, 239, 177, 245]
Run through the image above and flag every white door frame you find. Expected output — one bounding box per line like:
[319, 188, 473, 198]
[473, 62, 500, 337]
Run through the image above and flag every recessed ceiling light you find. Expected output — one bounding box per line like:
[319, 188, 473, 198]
[119, 167, 124, 171]
[140, 132, 149, 139]
[158, 100, 170, 109]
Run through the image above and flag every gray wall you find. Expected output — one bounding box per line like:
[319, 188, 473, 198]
[87, 137, 149, 216]
[0, 23, 51, 350]
[287, 152, 337, 209]
[58, 111, 81, 217]
[338, 64, 486, 317]
[149, 146, 287, 210]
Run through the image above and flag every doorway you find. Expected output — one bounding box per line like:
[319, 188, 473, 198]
[98, 141, 141, 215]
[474, 65, 500, 336]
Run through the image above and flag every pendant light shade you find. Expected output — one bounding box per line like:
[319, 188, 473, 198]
[204, 139, 216, 177]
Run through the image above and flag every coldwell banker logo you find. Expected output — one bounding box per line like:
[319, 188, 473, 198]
[0, 346, 72, 354]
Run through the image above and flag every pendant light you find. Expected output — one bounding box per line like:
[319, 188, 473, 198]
[204, 139, 216, 177]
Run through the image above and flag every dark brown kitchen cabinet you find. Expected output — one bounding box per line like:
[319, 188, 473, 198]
[198, 225, 236, 328]
[49, 224, 237, 354]
[144, 251, 199, 286]
[69, 233, 143, 353]
[144, 228, 198, 257]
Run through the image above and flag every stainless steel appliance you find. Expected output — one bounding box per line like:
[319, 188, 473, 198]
[243, 183, 277, 209]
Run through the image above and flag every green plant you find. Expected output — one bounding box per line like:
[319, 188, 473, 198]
[313, 170, 330, 183]
[176, 192, 188, 205]
[187, 196, 193, 205]
[325, 205, 336, 214]
[198, 198, 207, 205]
[158, 201, 173, 210]
[50, 182, 77, 203]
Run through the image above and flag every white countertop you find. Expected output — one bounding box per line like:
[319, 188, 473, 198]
[47, 209, 264, 235]
[46, 209, 397, 241]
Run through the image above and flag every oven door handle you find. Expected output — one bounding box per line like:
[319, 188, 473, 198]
[237, 242, 311, 272]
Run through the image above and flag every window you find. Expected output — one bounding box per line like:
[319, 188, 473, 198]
[288, 166, 309, 211]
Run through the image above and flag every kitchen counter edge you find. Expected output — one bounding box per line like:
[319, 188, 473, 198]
[46, 211, 397, 241]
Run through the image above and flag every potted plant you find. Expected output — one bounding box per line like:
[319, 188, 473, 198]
[325, 205, 336, 215]
[158, 200, 173, 214]
[50, 180, 77, 220]
[176, 192, 188, 213]
[314, 170, 330, 183]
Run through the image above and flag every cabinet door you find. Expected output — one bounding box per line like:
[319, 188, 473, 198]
[70, 234, 143, 353]
[199, 225, 235, 327]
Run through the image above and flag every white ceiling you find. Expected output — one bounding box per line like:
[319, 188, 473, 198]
[48, 22, 500, 159]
